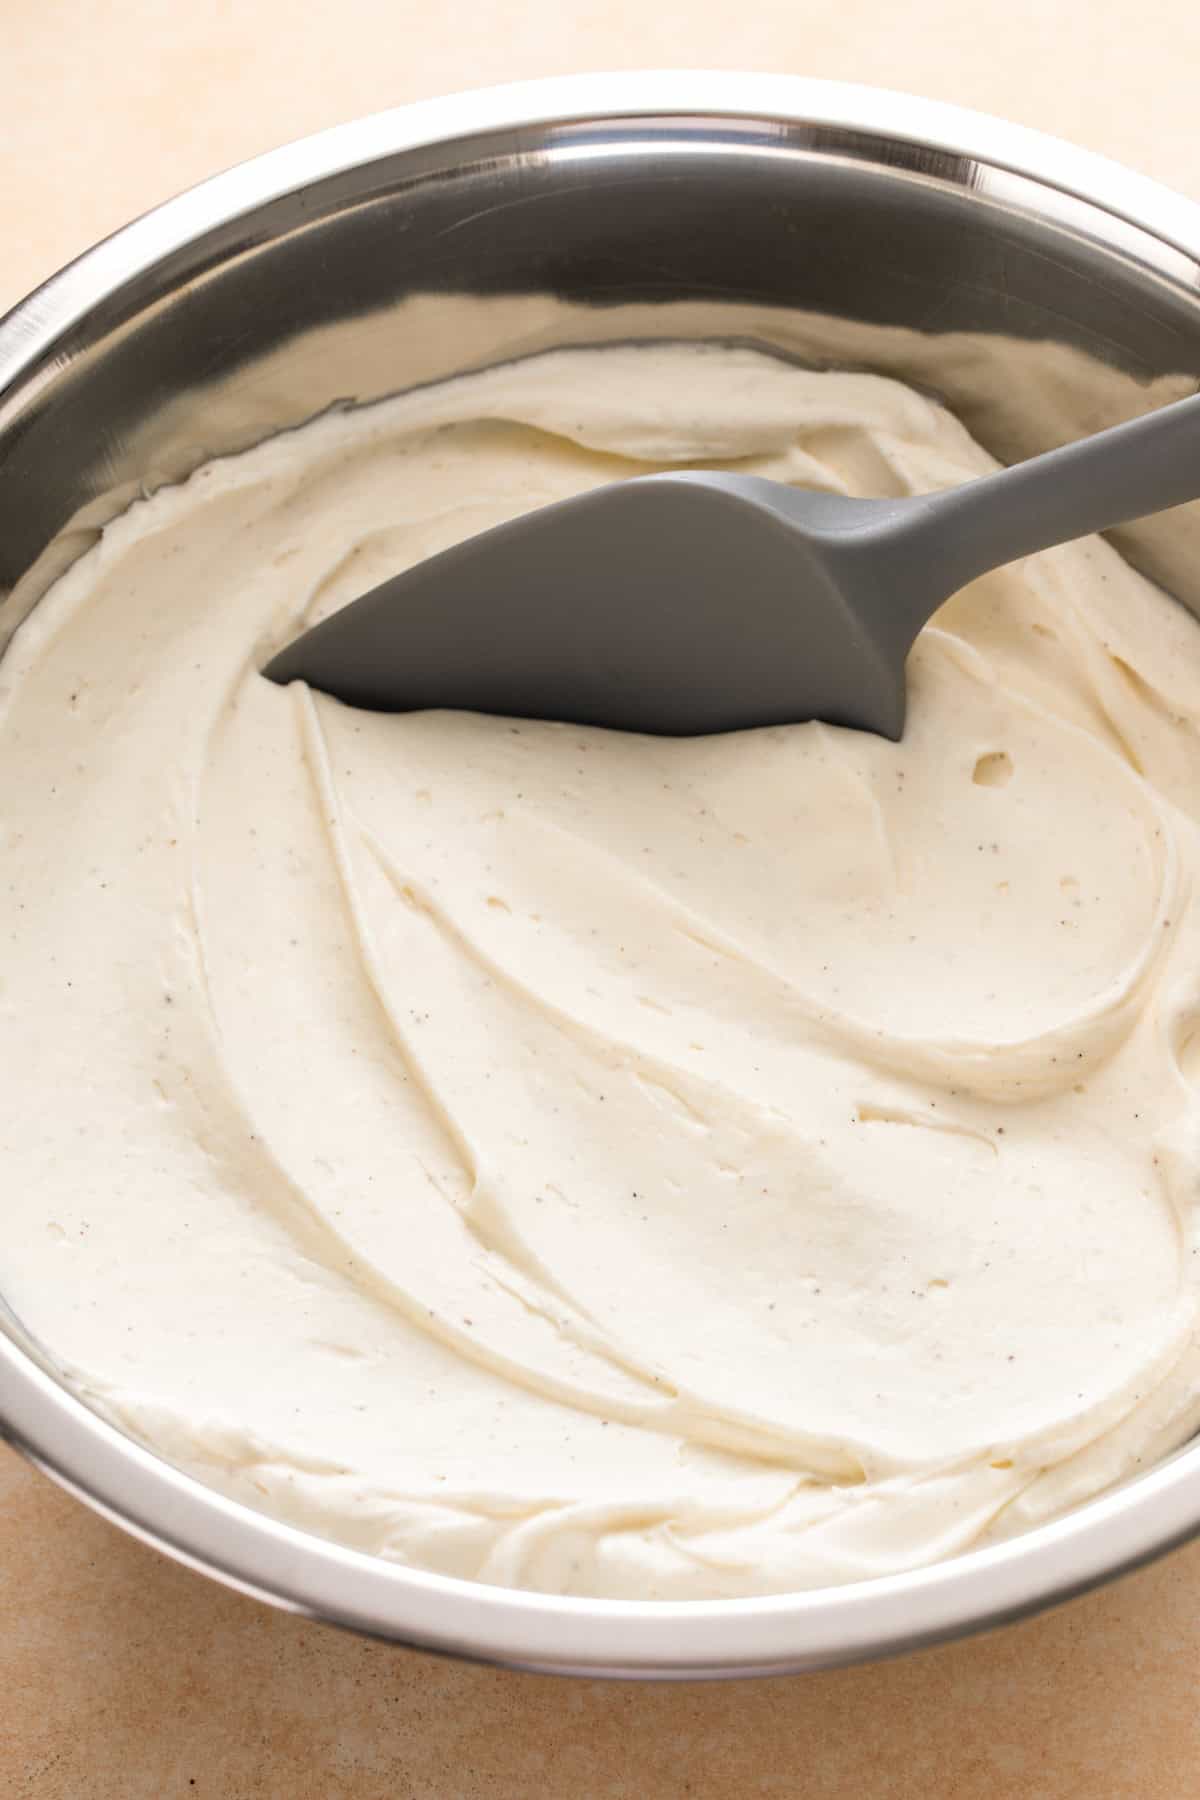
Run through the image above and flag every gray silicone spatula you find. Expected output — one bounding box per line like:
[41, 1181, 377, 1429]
[264, 390, 1200, 739]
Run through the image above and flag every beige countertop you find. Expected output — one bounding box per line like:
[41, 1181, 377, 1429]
[4, 4, 1200, 1795]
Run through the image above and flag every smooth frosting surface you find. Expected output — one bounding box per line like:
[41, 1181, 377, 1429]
[4, 344, 1200, 1597]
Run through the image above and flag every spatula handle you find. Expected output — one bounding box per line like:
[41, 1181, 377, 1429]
[925, 388, 1200, 591]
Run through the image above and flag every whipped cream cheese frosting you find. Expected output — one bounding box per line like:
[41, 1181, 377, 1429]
[4, 343, 1200, 1599]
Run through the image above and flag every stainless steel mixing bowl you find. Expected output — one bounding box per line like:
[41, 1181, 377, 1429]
[3, 74, 1200, 1678]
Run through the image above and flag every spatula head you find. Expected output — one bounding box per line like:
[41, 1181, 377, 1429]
[263, 472, 923, 738]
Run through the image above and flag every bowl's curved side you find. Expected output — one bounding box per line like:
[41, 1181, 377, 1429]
[7, 1310, 1200, 1677]
[4, 74, 1200, 629]
[4, 73, 1200, 1675]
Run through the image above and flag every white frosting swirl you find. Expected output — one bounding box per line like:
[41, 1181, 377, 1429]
[4, 344, 1200, 1597]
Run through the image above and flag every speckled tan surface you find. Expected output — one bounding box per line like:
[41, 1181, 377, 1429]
[5, 5, 1200, 1795]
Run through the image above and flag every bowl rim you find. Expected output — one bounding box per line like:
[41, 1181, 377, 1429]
[4, 70, 1200, 1677]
